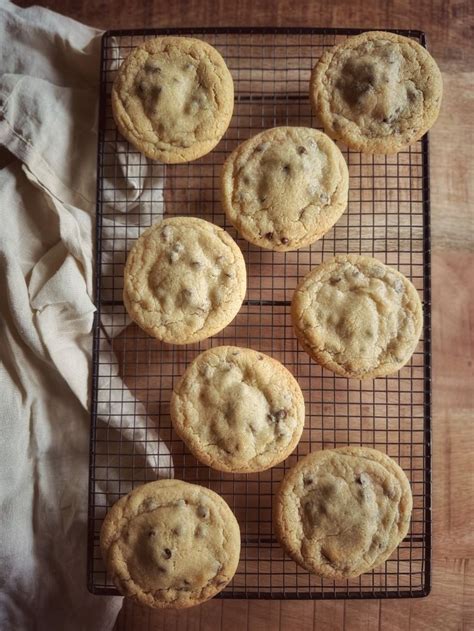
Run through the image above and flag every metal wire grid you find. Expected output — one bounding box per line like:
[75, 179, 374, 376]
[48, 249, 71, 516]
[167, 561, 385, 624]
[88, 27, 431, 600]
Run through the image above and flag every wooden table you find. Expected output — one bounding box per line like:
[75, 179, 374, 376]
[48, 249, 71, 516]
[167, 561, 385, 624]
[23, 1, 473, 628]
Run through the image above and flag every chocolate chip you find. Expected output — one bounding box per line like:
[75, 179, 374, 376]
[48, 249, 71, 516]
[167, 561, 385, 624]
[163, 548, 172, 559]
[319, 192, 329, 204]
[195, 524, 205, 537]
[264, 232, 274, 240]
[143, 498, 159, 511]
[407, 88, 417, 102]
[268, 409, 287, 423]
[185, 99, 198, 114]
[161, 225, 172, 241]
[393, 279, 404, 294]
[385, 106, 403, 124]
[197, 505, 209, 519]
[330, 276, 341, 285]
[148, 529, 156, 538]
[384, 485, 397, 500]
[281, 237, 289, 245]
[303, 499, 319, 524]
[243, 176, 250, 185]
[169, 242, 183, 263]
[357, 79, 373, 93]
[278, 426, 288, 438]
[371, 265, 384, 278]
[146, 58, 161, 72]
[356, 472, 370, 486]
[303, 477, 313, 486]
[297, 146, 307, 155]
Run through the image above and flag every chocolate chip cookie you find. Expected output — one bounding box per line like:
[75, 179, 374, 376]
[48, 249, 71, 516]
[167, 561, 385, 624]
[112, 37, 234, 163]
[291, 255, 423, 378]
[100, 480, 241, 608]
[170, 346, 305, 473]
[221, 127, 349, 251]
[274, 447, 413, 579]
[310, 31, 443, 153]
[123, 217, 247, 345]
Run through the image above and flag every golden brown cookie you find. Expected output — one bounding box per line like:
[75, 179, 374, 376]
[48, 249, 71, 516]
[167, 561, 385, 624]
[112, 37, 234, 162]
[310, 31, 443, 153]
[123, 217, 247, 345]
[100, 479, 241, 608]
[170, 346, 305, 473]
[274, 447, 413, 579]
[291, 255, 423, 378]
[221, 127, 349, 251]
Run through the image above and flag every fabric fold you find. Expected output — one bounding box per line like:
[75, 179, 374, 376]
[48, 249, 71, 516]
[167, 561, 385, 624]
[0, 2, 169, 629]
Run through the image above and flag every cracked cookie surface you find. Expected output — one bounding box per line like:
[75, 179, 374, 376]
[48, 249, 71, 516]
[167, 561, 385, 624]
[291, 255, 423, 378]
[123, 217, 247, 344]
[221, 127, 349, 251]
[171, 346, 305, 472]
[112, 37, 234, 163]
[100, 479, 241, 608]
[310, 31, 442, 153]
[274, 447, 412, 579]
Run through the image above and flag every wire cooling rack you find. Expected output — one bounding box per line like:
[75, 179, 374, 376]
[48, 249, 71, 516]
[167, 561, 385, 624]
[88, 27, 431, 599]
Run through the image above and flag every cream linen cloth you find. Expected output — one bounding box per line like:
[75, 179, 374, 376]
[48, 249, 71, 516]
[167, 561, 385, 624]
[0, 1, 171, 629]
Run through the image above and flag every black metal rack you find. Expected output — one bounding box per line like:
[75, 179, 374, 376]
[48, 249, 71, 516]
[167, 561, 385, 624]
[88, 27, 431, 599]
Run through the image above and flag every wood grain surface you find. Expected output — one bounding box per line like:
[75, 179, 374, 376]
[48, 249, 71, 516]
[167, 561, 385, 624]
[18, 0, 473, 628]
